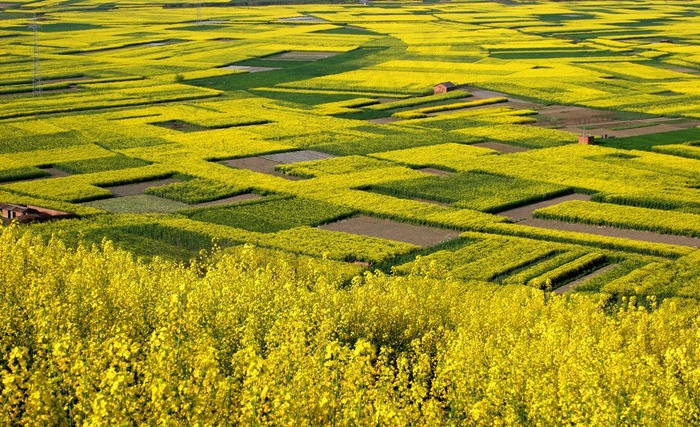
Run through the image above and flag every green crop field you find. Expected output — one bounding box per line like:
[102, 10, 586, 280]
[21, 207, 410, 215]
[2, 0, 700, 423]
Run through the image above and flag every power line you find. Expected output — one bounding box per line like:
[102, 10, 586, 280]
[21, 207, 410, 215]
[29, 14, 42, 95]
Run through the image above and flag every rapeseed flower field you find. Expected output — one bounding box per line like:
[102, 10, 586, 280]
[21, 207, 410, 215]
[1, 0, 700, 422]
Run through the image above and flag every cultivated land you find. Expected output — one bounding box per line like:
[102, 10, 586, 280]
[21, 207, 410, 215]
[0, 0, 699, 297]
[2, 0, 700, 424]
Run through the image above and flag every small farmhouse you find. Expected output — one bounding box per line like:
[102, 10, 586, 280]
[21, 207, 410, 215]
[0, 203, 73, 224]
[434, 82, 457, 94]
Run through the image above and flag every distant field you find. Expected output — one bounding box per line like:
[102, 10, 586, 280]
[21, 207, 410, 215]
[0, 0, 698, 301]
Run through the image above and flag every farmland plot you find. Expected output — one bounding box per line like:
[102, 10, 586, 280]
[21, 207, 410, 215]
[0, 0, 697, 302]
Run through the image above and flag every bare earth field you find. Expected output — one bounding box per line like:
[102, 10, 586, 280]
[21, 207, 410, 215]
[320, 216, 460, 247]
[472, 141, 529, 153]
[42, 167, 72, 178]
[554, 263, 619, 295]
[497, 193, 593, 222]
[219, 157, 302, 180]
[105, 178, 182, 197]
[262, 150, 335, 163]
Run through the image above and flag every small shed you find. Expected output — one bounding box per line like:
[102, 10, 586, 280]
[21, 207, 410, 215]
[434, 82, 457, 94]
[1, 203, 73, 224]
[578, 135, 595, 145]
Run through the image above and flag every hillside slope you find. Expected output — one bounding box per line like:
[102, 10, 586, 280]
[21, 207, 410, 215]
[1, 225, 699, 425]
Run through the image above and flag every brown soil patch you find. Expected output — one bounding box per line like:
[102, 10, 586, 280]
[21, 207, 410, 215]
[554, 263, 618, 294]
[195, 193, 260, 207]
[497, 193, 592, 221]
[536, 105, 615, 128]
[320, 216, 460, 247]
[419, 167, 455, 176]
[505, 99, 541, 110]
[262, 150, 334, 164]
[105, 178, 182, 197]
[461, 86, 542, 108]
[472, 141, 528, 153]
[41, 167, 72, 178]
[219, 157, 301, 181]
[466, 88, 511, 100]
[151, 120, 207, 132]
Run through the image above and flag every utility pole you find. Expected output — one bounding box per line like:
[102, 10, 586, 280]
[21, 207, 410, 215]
[197, 2, 202, 25]
[29, 14, 42, 95]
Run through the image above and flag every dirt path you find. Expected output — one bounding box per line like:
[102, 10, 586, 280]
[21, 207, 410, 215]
[554, 264, 618, 294]
[262, 150, 334, 164]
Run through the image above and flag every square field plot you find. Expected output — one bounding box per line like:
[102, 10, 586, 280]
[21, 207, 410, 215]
[184, 197, 355, 233]
[320, 216, 460, 247]
[261, 150, 335, 164]
[82, 195, 188, 214]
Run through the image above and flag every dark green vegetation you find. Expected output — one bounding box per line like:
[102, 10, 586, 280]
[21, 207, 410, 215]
[183, 196, 356, 232]
[370, 172, 571, 213]
[0, 167, 49, 183]
[601, 127, 700, 151]
[144, 178, 250, 204]
[54, 155, 150, 174]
